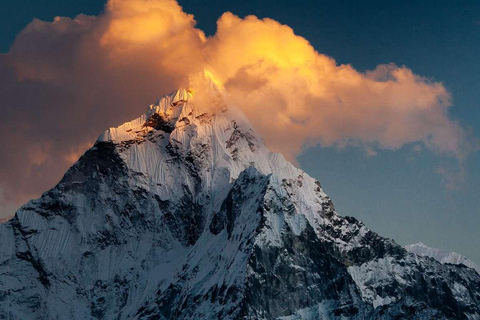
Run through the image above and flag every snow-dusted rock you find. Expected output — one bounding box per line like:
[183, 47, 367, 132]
[0, 73, 479, 319]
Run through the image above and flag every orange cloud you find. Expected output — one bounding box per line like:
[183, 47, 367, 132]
[0, 0, 474, 210]
[201, 13, 464, 159]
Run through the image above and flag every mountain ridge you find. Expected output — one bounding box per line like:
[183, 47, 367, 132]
[405, 242, 480, 274]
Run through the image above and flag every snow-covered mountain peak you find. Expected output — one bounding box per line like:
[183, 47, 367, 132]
[411, 242, 428, 248]
[2, 75, 480, 319]
[96, 69, 315, 185]
[98, 70, 226, 145]
[405, 242, 480, 274]
[97, 86, 265, 169]
[94, 81, 341, 249]
[95, 82, 308, 218]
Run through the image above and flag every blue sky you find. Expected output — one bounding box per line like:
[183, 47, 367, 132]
[1, 0, 479, 263]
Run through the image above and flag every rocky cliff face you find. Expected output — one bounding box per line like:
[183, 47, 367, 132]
[1, 75, 479, 319]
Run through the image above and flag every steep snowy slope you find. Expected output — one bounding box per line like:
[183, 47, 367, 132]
[0, 73, 479, 319]
[405, 242, 480, 274]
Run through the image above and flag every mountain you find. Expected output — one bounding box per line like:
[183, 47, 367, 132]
[0, 73, 479, 319]
[405, 242, 480, 275]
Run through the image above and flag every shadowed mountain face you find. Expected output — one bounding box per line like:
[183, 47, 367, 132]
[1, 75, 479, 319]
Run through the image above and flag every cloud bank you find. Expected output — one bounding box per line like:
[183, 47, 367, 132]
[0, 0, 473, 211]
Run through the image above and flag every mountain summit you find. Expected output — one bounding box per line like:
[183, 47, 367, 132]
[1, 75, 479, 319]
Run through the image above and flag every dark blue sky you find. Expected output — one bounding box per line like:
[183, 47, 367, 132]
[1, 0, 479, 263]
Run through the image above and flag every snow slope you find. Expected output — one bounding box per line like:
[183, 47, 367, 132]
[0, 72, 479, 319]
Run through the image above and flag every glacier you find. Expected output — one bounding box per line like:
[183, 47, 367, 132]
[0, 73, 479, 319]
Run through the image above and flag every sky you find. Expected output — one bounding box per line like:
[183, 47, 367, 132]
[0, 0, 479, 264]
